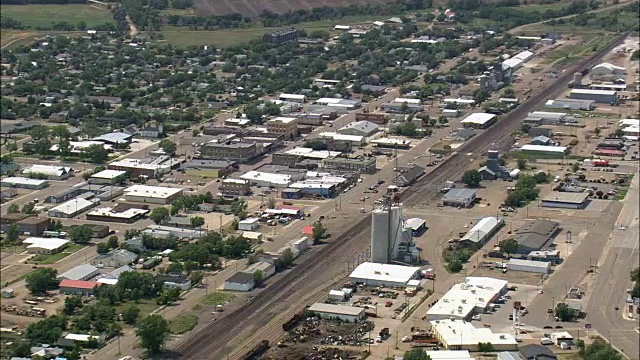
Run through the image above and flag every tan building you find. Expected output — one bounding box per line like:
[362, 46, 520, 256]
[266, 117, 298, 139]
[199, 142, 259, 162]
[221, 179, 251, 196]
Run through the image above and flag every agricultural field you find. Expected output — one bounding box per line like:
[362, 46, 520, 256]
[0, 29, 39, 49]
[192, 0, 397, 17]
[0, 4, 114, 28]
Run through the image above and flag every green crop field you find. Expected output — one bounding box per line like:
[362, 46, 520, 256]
[0, 4, 114, 28]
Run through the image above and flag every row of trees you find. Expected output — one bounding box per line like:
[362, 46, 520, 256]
[504, 172, 548, 207]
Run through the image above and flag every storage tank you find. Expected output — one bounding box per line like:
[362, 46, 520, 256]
[370, 196, 405, 264]
[573, 72, 583, 87]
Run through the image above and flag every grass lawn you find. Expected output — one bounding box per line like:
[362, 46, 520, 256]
[28, 243, 85, 265]
[161, 15, 383, 47]
[201, 292, 235, 306]
[614, 187, 629, 200]
[0, 4, 114, 28]
[115, 299, 160, 320]
[169, 313, 198, 334]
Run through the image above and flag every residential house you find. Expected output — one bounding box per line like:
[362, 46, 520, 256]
[156, 274, 192, 291]
[393, 165, 425, 187]
[140, 122, 164, 138]
[91, 249, 137, 268]
[224, 272, 255, 291]
[519, 344, 558, 360]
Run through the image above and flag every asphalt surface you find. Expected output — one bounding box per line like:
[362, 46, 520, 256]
[172, 32, 632, 360]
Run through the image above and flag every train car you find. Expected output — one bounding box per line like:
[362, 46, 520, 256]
[241, 340, 269, 360]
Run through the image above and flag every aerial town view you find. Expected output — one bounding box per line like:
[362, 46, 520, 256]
[0, 0, 638, 359]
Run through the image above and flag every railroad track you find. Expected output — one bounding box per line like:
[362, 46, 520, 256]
[173, 32, 628, 360]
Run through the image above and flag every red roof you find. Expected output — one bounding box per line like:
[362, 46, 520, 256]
[59, 279, 99, 289]
[595, 149, 625, 155]
[302, 226, 313, 235]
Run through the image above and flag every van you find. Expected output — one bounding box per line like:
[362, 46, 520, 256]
[540, 337, 553, 345]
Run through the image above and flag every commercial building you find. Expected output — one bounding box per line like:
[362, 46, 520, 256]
[430, 319, 518, 351]
[527, 250, 561, 263]
[498, 352, 525, 360]
[266, 117, 298, 139]
[238, 218, 260, 231]
[422, 350, 475, 360]
[442, 189, 477, 208]
[569, 89, 617, 104]
[0, 216, 51, 236]
[370, 138, 412, 149]
[530, 136, 551, 146]
[514, 219, 560, 254]
[265, 27, 298, 44]
[356, 112, 388, 124]
[308, 303, 365, 322]
[22, 237, 69, 254]
[460, 113, 498, 129]
[507, 259, 551, 274]
[337, 121, 379, 137]
[240, 170, 292, 188]
[315, 98, 361, 109]
[142, 224, 206, 239]
[451, 128, 475, 142]
[22, 164, 72, 180]
[123, 185, 183, 204]
[48, 198, 100, 218]
[224, 272, 256, 291]
[93, 132, 132, 145]
[57, 264, 100, 281]
[244, 261, 276, 279]
[59, 279, 100, 296]
[527, 111, 567, 124]
[107, 159, 171, 178]
[96, 265, 134, 285]
[541, 192, 590, 209]
[279, 93, 306, 103]
[519, 144, 567, 156]
[91, 249, 137, 268]
[322, 156, 376, 174]
[393, 165, 424, 187]
[405, 218, 426, 236]
[181, 159, 237, 178]
[0, 177, 49, 190]
[348, 262, 420, 287]
[45, 182, 124, 204]
[545, 99, 595, 111]
[221, 179, 251, 196]
[426, 277, 508, 321]
[460, 217, 504, 246]
[86, 205, 150, 223]
[89, 169, 126, 185]
[199, 141, 259, 162]
[317, 132, 365, 146]
[590, 62, 625, 80]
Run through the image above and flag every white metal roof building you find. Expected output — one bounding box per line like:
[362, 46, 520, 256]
[57, 264, 100, 281]
[22, 237, 69, 254]
[394, 98, 422, 104]
[318, 132, 366, 145]
[279, 93, 306, 103]
[48, 198, 99, 218]
[426, 277, 508, 321]
[423, 350, 475, 360]
[22, 164, 72, 180]
[337, 120, 379, 137]
[348, 262, 420, 287]
[315, 98, 361, 109]
[430, 319, 518, 351]
[519, 144, 567, 154]
[284, 147, 341, 159]
[369, 138, 412, 147]
[514, 50, 534, 62]
[460, 113, 497, 129]
[240, 170, 292, 188]
[443, 98, 476, 105]
[108, 159, 171, 177]
[0, 177, 49, 189]
[308, 303, 365, 322]
[89, 170, 126, 184]
[460, 217, 504, 245]
[86, 207, 150, 223]
[123, 185, 184, 204]
[507, 259, 551, 274]
[569, 89, 617, 104]
[93, 132, 132, 144]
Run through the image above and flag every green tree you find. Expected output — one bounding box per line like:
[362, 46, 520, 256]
[190, 271, 204, 285]
[462, 169, 481, 187]
[572, 163, 580, 172]
[69, 225, 93, 243]
[517, 158, 527, 170]
[555, 303, 578, 322]
[312, 220, 327, 244]
[5, 142, 18, 152]
[7, 203, 19, 214]
[96, 243, 110, 254]
[630, 268, 640, 299]
[280, 248, 294, 268]
[6, 223, 19, 244]
[53, 220, 63, 232]
[136, 314, 170, 354]
[190, 216, 205, 228]
[447, 259, 463, 273]
[266, 197, 276, 209]
[403, 348, 432, 360]
[253, 269, 265, 285]
[230, 198, 248, 219]
[9, 340, 32, 358]
[157, 287, 181, 305]
[21, 202, 35, 214]
[191, 129, 200, 137]
[159, 139, 177, 154]
[150, 207, 170, 225]
[478, 342, 494, 352]
[303, 139, 328, 151]
[498, 238, 519, 256]
[25, 267, 58, 295]
[580, 337, 623, 360]
[62, 295, 82, 315]
[82, 144, 108, 164]
[533, 171, 549, 184]
[107, 235, 119, 249]
[58, 137, 71, 156]
[121, 304, 140, 325]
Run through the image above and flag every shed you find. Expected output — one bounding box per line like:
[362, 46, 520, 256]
[238, 218, 260, 231]
[442, 188, 477, 208]
[308, 303, 365, 322]
[329, 289, 347, 301]
[541, 192, 589, 209]
[507, 259, 551, 274]
[242, 231, 263, 243]
[405, 218, 426, 236]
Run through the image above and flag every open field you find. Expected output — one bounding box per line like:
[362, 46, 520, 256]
[27, 243, 85, 265]
[192, 0, 397, 17]
[170, 314, 199, 334]
[200, 292, 235, 305]
[0, 4, 114, 28]
[162, 16, 381, 46]
[0, 30, 39, 49]
[543, 34, 616, 67]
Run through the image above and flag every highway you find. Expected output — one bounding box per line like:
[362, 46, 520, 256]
[172, 32, 631, 360]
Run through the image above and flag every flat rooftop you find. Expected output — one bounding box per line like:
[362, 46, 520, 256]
[124, 185, 183, 199]
[308, 303, 365, 316]
[431, 319, 517, 346]
[349, 262, 420, 284]
[427, 277, 507, 319]
[91, 169, 127, 179]
[542, 191, 589, 204]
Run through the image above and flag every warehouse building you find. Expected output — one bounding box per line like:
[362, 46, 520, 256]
[279, 93, 306, 103]
[459, 217, 504, 246]
[507, 259, 551, 274]
[426, 277, 508, 321]
[22, 237, 69, 254]
[519, 144, 567, 156]
[86, 206, 149, 223]
[59, 279, 100, 296]
[181, 159, 237, 178]
[315, 98, 361, 109]
[370, 138, 412, 149]
[89, 170, 126, 185]
[442, 189, 477, 208]
[107, 159, 171, 178]
[317, 132, 365, 146]
[22, 164, 72, 180]
[430, 319, 518, 351]
[540, 191, 590, 209]
[123, 185, 183, 204]
[244, 261, 276, 279]
[91, 249, 137, 268]
[142, 224, 206, 239]
[569, 89, 617, 104]
[460, 113, 497, 129]
[545, 99, 595, 111]
[322, 156, 376, 174]
[0, 177, 49, 190]
[348, 262, 420, 287]
[514, 219, 559, 254]
[337, 121, 379, 137]
[308, 303, 365, 322]
[48, 198, 100, 218]
[224, 272, 256, 291]
[240, 170, 292, 188]
[0, 216, 52, 236]
[590, 62, 626, 80]
[393, 165, 425, 187]
[57, 264, 100, 281]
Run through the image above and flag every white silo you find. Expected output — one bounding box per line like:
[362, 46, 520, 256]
[370, 195, 407, 264]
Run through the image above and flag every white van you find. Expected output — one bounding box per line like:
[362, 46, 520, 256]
[540, 337, 553, 345]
